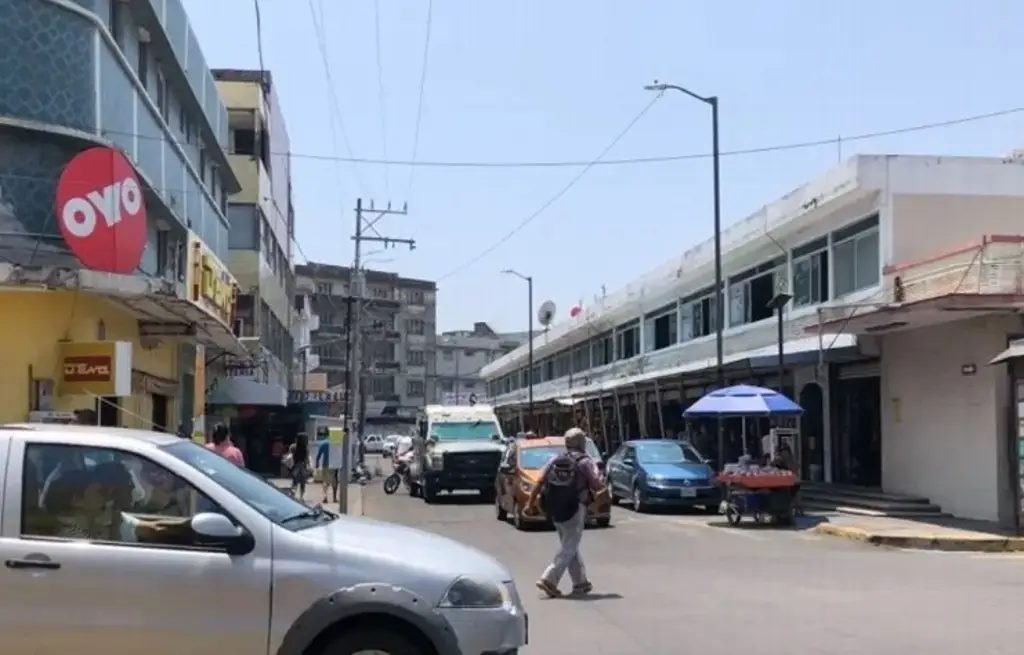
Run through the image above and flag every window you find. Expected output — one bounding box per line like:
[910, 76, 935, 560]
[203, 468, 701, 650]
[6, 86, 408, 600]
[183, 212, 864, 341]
[406, 319, 425, 335]
[137, 41, 149, 88]
[22, 443, 231, 547]
[591, 332, 613, 366]
[643, 305, 678, 352]
[680, 290, 719, 341]
[729, 259, 784, 328]
[792, 238, 829, 307]
[109, 1, 123, 46]
[441, 349, 454, 361]
[408, 289, 424, 304]
[232, 128, 256, 156]
[407, 380, 425, 397]
[155, 68, 168, 119]
[407, 350, 426, 366]
[833, 216, 880, 298]
[464, 349, 478, 357]
[316, 282, 332, 295]
[615, 323, 640, 360]
[441, 379, 454, 392]
[371, 377, 395, 395]
[571, 343, 589, 373]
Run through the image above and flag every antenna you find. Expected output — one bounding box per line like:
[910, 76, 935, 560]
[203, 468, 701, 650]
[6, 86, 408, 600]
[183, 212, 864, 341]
[537, 300, 556, 328]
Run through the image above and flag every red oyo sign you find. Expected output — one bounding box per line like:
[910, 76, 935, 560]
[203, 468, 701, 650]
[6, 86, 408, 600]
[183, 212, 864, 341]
[56, 147, 147, 274]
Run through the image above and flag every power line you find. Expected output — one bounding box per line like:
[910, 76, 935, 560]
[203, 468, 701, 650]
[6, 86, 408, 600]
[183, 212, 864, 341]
[436, 92, 666, 282]
[373, 0, 390, 197]
[405, 0, 434, 199]
[90, 104, 1024, 170]
[307, 0, 370, 193]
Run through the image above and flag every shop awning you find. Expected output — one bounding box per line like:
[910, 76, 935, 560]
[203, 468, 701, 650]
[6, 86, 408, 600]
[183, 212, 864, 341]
[990, 340, 1024, 365]
[207, 378, 287, 406]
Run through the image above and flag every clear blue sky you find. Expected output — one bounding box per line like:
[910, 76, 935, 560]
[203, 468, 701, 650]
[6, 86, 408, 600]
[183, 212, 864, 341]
[183, 0, 1024, 332]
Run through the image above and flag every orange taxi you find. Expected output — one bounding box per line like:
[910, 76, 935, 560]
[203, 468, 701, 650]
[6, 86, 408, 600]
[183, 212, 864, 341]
[494, 434, 611, 530]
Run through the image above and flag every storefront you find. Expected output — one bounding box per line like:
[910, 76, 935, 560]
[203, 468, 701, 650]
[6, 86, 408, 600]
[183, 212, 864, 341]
[0, 291, 179, 427]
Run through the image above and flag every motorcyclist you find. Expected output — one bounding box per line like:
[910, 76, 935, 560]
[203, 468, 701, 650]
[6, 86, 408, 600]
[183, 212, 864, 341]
[394, 434, 415, 471]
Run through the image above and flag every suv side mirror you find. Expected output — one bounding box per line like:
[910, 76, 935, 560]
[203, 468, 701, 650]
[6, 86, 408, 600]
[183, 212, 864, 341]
[623, 457, 636, 466]
[498, 464, 514, 474]
[190, 512, 254, 556]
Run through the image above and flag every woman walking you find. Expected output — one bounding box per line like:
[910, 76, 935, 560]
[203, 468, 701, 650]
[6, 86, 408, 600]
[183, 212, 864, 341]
[288, 433, 312, 500]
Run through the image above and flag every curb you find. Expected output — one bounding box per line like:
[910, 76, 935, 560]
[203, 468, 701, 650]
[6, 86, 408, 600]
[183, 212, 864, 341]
[813, 523, 1024, 552]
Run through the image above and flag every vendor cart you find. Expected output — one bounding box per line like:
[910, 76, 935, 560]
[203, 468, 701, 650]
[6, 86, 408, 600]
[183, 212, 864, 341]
[718, 471, 799, 526]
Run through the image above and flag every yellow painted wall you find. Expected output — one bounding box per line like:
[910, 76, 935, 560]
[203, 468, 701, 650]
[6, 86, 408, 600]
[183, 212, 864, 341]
[0, 290, 179, 428]
[216, 80, 262, 111]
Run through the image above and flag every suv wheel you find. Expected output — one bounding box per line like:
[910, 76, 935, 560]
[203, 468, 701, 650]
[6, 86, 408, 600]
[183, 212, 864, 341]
[423, 482, 438, 504]
[324, 626, 421, 655]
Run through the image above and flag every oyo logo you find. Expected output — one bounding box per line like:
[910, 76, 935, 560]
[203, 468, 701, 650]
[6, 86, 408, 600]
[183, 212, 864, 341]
[56, 147, 147, 274]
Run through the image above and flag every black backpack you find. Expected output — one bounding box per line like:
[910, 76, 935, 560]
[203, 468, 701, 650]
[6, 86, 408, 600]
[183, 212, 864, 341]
[539, 452, 585, 523]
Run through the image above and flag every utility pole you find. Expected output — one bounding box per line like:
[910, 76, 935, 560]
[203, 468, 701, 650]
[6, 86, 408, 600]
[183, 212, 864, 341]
[349, 196, 414, 454]
[454, 348, 460, 404]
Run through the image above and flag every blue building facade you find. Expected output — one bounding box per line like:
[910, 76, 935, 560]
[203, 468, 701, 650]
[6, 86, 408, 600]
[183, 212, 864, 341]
[0, 0, 239, 275]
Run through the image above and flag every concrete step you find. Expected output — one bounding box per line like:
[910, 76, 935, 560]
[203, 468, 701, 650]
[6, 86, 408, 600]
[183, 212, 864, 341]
[801, 483, 946, 518]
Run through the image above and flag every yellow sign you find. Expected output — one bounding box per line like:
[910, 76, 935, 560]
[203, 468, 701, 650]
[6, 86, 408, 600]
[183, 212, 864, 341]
[328, 427, 346, 446]
[58, 341, 132, 397]
[187, 234, 238, 327]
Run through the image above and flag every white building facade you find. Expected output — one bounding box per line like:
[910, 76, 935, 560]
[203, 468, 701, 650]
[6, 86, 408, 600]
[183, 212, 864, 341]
[482, 154, 1024, 526]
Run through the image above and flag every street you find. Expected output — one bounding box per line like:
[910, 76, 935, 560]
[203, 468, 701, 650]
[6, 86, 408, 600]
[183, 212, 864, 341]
[361, 474, 1024, 654]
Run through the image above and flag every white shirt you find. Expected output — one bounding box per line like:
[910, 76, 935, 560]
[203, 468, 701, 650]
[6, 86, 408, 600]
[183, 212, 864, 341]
[395, 436, 414, 458]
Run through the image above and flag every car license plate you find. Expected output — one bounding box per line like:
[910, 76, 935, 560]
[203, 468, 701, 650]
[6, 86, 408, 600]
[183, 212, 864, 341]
[680, 488, 697, 498]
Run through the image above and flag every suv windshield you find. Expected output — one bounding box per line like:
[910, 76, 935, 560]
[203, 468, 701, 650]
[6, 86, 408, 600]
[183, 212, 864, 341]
[636, 441, 703, 464]
[163, 441, 329, 530]
[431, 420, 499, 441]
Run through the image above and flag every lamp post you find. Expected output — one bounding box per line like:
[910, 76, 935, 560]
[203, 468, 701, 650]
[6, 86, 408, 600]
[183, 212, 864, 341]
[767, 290, 793, 394]
[502, 269, 534, 428]
[646, 81, 724, 463]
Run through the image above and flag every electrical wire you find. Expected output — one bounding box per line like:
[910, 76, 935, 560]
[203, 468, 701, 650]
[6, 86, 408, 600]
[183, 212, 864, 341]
[436, 92, 666, 282]
[307, 0, 370, 194]
[404, 0, 434, 200]
[89, 104, 1024, 169]
[373, 0, 390, 197]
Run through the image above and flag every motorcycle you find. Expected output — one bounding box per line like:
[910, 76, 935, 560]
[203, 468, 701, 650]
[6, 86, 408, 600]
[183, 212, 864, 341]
[383, 460, 409, 495]
[351, 461, 372, 486]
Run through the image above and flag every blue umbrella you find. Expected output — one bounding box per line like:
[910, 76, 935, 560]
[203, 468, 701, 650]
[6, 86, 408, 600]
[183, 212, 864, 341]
[683, 384, 803, 417]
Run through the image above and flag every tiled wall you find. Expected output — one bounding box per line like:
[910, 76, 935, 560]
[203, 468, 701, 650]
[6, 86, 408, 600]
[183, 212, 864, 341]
[0, 0, 231, 271]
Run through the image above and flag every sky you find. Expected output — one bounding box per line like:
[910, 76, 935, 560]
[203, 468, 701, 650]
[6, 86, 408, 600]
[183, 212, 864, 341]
[182, 0, 1024, 333]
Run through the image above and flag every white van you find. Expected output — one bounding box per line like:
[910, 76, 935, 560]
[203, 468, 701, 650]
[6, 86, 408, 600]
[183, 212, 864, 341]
[410, 405, 506, 503]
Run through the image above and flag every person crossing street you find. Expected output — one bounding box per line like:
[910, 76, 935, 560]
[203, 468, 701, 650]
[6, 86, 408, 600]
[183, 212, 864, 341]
[526, 427, 605, 598]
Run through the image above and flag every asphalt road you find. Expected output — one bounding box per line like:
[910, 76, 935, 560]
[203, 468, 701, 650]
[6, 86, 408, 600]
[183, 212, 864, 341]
[362, 477, 1024, 654]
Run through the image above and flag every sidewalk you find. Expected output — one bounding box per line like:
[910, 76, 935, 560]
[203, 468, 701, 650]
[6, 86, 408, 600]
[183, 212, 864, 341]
[813, 514, 1024, 552]
[268, 478, 364, 516]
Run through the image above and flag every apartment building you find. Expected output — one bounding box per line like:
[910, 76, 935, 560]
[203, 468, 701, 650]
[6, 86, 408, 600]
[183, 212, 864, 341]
[436, 323, 527, 404]
[296, 263, 438, 412]
[207, 68, 296, 406]
[0, 0, 246, 434]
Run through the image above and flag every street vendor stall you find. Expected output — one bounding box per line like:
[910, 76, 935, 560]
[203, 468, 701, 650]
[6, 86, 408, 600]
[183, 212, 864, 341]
[683, 385, 803, 526]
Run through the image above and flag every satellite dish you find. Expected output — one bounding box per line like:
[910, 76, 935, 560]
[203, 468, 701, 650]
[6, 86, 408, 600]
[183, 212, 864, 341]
[537, 300, 556, 327]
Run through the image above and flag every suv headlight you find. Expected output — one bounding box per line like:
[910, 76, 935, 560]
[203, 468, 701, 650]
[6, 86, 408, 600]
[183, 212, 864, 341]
[438, 577, 508, 609]
[427, 452, 443, 469]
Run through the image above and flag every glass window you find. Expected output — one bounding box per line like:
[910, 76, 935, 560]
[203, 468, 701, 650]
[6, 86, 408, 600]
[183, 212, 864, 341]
[430, 421, 501, 441]
[23, 443, 231, 546]
[834, 229, 879, 297]
[518, 440, 601, 469]
[635, 440, 702, 464]
[792, 250, 829, 307]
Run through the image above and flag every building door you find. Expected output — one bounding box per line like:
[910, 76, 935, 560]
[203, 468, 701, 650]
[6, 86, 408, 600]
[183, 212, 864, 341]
[832, 363, 882, 487]
[151, 394, 169, 432]
[799, 383, 825, 481]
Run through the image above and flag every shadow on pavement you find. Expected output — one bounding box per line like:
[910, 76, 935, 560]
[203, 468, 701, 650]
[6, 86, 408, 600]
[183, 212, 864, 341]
[427, 493, 493, 506]
[704, 514, 830, 532]
[554, 592, 624, 602]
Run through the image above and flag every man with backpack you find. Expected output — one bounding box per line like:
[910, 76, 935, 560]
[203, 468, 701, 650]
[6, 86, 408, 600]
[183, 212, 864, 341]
[526, 427, 604, 597]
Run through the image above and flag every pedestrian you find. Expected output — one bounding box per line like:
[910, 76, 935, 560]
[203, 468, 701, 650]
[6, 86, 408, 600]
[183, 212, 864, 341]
[526, 427, 604, 598]
[206, 423, 245, 467]
[289, 433, 312, 500]
[315, 435, 338, 503]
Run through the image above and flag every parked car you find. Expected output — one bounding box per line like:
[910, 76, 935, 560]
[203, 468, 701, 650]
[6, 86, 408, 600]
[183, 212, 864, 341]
[0, 424, 528, 654]
[495, 433, 611, 529]
[361, 433, 385, 454]
[606, 438, 720, 513]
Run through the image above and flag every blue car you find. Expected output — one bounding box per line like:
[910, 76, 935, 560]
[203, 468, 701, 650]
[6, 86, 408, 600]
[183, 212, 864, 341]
[606, 439, 720, 513]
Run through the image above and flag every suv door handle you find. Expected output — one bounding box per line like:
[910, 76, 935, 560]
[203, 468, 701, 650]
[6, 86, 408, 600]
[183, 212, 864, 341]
[6, 558, 61, 570]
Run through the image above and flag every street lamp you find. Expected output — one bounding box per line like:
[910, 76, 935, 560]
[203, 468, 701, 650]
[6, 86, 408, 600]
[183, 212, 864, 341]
[767, 290, 793, 394]
[502, 269, 534, 428]
[646, 80, 725, 462]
